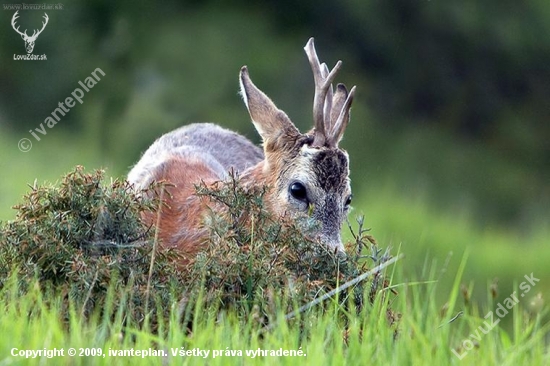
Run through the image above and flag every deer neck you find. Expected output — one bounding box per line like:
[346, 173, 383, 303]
[240, 160, 272, 187]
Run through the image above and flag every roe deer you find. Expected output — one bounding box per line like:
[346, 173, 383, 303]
[128, 38, 356, 261]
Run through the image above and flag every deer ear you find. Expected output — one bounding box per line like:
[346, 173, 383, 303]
[239, 66, 300, 145]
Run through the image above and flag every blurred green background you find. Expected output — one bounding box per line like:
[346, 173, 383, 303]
[0, 1, 548, 311]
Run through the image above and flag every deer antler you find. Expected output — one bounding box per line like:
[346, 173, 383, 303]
[11, 11, 48, 40]
[328, 83, 356, 148]
[304, 38, 341, 147]
[31, 13, 49, 39]
[304, 38, 356, 148]
[11, 11, 27, 38]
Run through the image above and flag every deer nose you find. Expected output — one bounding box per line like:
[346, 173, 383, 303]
[320, 233, 345, 255]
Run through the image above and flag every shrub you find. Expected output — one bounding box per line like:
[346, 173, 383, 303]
[0, 166, 397, 333]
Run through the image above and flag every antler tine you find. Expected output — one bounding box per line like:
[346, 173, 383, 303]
[321, 63, 334, 134]
[304, 38, 342, 147]
[329, 83, 347, 137]
[327, 85, 356, 148]
[35, 13, 49, 37]
[11, 11, 27, 37]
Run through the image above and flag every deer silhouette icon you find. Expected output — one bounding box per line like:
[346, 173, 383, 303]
[11, 11, 49, 54]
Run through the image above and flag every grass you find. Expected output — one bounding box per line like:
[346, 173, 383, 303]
[357, 181, 550, 321]
[0, 252, 547, 365]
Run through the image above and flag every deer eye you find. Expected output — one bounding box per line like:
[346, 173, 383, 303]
[289, 182, 308, 202]
[344, 195, 352, 207]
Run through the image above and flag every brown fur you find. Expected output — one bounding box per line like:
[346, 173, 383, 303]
[143, 156, 218, 262]
[145, 156, 279, 262]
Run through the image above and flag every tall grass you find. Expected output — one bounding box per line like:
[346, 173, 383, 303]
[0, 253, 547, 365]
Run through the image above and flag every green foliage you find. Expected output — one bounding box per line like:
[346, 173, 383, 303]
[187, 175, 362, 318]
[0, 167, 398, 334]
[0, 166, 181, 325]
[170, 173, 398, 329]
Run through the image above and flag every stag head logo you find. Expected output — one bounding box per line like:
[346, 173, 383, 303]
[11, 11, 49, 54]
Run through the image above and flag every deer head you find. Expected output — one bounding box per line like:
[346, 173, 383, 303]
[240, 38, 356, 253]
[11, 11, 49, 54]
